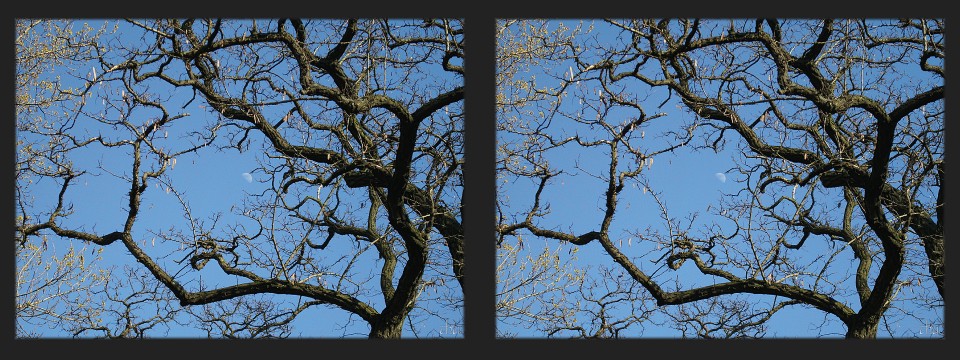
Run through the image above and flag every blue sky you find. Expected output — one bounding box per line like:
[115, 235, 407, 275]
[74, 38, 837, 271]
[494, 19, 944, 338]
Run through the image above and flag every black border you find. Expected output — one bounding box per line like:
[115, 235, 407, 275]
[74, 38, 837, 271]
[4, 0, 954, 357]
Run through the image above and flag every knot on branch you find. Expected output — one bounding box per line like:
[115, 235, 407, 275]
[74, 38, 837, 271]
[666, 253, 686, 270]
[664, 237, 699, 270]
[190, 252, 216, 270]
[189, 238, 224, 270]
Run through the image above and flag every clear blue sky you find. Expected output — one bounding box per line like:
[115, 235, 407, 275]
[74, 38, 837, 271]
[495, 19, 943, 338]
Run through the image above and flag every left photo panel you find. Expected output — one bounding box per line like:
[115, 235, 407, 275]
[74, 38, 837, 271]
[15, 19, 465, 338]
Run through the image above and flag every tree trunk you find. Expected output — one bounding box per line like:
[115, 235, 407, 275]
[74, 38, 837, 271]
[368, 317, 404, 339]
[845, 321, 879, 339]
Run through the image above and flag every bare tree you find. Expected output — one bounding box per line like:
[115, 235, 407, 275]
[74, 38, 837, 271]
[497, 19, 943, 338]
[495, 20, 661, 338]
[15, 19, 119, 337]
[16, 18, 464, 338]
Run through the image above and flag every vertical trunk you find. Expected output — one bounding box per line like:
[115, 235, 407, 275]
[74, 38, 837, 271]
[368, 317, 404, 339]
[921, 234, 945, 298]
[845, 320, 879, 339]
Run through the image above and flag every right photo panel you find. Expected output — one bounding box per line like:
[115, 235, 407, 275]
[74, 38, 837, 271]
[495, 19, 944, 338]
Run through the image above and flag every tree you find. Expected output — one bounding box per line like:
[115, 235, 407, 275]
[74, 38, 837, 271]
[495, 20, 662, 338]
[15, 18, 123, 337]
[496, 19, 943, 338]
[16, 18, 465, 339]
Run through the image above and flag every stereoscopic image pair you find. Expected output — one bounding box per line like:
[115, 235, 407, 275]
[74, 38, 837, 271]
[15, 19, 943, 339]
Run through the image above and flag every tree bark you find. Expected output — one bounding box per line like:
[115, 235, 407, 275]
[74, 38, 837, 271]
[368, 317, 404, 339]
[845, 321, 879, 339]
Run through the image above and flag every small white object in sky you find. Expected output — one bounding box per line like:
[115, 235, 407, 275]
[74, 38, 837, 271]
[715, 172, 727, 183]
[241, 172, 253, 183]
